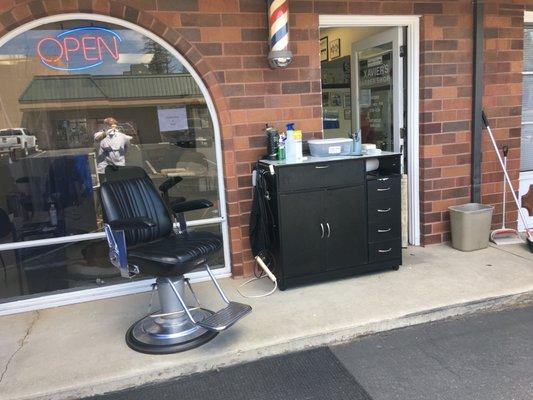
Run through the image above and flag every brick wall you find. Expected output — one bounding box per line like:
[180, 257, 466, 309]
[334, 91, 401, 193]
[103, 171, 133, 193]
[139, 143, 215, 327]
[0, 0, 529, 276]
[482, 1, 528, 232]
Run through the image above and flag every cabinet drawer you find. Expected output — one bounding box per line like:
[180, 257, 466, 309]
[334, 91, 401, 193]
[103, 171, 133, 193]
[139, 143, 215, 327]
[277, 160, 364, 193]
[368, 197, 400, 222]
[367, 175, 400, 200]
[369, 220, 401, 243]
[369, 240, 402, 263]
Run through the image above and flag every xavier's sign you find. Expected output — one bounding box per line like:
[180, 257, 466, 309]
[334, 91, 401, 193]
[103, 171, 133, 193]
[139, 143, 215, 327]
[37, 27, 122, 71]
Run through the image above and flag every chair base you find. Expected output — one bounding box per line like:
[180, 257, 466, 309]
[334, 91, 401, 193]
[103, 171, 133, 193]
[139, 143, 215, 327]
[125, 308, 218, 354]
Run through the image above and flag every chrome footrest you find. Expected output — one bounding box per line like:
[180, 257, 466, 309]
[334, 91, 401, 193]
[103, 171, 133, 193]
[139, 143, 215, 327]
[196, 302, 251, 332]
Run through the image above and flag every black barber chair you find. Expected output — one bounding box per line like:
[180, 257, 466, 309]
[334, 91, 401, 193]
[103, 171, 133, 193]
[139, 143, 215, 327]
[100, 166, 251, 354]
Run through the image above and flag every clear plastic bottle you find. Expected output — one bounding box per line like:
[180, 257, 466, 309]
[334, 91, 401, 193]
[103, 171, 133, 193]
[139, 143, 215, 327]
[352, 129, 362, 156]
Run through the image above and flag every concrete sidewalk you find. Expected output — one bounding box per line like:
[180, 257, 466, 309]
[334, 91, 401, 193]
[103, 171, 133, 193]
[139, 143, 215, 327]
[1, 243, 532, 400]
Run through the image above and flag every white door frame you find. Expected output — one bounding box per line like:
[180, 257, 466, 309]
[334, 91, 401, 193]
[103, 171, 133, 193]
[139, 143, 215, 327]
[0, 13, 231, 316]
[319, 15, 421, 246]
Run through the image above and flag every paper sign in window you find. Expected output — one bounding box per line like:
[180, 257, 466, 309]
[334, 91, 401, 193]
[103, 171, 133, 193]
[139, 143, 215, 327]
[157, 107, 188, 132]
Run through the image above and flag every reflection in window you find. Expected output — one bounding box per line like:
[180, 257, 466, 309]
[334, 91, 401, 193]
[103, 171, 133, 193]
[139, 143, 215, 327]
[0, 20, 224, 301]
[522, 27, 533, 172]
[0, 223, 225, 300]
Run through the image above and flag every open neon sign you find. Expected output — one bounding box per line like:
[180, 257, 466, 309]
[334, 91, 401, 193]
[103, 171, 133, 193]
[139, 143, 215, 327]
[37, 27, 122, 71]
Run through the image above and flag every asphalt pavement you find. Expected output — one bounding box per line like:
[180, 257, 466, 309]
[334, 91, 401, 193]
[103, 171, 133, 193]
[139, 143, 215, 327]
[332, 302, 533, 400]
[85, 301, 533, 400]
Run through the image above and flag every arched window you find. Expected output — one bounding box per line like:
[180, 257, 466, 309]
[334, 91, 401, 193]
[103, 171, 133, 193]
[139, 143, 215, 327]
[0, 16, 228, 309]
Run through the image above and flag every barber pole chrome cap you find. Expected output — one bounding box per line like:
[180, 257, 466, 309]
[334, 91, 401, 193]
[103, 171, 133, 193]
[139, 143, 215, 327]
[267, 0, 293, 68]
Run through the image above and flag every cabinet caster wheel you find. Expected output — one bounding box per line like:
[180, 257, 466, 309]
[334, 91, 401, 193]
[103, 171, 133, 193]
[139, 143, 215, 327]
[392, 265, 400, 271]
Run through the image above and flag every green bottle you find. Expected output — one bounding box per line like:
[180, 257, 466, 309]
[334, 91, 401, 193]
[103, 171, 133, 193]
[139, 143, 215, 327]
[277, 134, 286, 160]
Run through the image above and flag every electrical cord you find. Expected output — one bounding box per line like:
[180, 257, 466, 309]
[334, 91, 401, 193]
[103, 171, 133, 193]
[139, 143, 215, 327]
[241, 164, 279, 299]
[237, 276, 277, 298]
[237, 252, 278, 298]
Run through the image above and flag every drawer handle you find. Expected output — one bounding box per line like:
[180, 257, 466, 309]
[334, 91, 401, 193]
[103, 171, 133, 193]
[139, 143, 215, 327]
[315, 165, 329, 169]
[378, 248, 392, 253]
[378, 177, 389, 181]
[378, 228, 391, 233]
[377, 208, 391, 213]
[320, 223, 325, 238]
[377, 187, 391, 192]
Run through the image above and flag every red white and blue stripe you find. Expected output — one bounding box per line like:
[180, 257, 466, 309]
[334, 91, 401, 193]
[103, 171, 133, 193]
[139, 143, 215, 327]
[269, 0, 289, 52]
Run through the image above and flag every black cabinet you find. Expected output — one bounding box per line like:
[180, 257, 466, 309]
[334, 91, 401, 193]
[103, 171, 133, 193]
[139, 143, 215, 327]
[259, 154, 402, 290]
[324, 186, 367, 270]
[279, 190, 325, 278]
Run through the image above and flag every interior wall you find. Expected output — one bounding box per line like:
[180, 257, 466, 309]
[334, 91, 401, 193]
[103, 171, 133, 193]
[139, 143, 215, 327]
[320, 26, 389, 59]
[320, 26, 391, 140]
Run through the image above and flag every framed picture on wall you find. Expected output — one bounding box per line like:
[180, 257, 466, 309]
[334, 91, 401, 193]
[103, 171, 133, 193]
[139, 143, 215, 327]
[343, 93, 351, 107]
[330, 92, 342, 107]
[329, 38, 340, 59]
[344, 108, 351, 120]
[320, 36, 328, 62]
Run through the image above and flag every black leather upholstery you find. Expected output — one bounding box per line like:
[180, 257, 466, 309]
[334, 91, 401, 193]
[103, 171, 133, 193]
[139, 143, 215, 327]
[101, 176, 173, 246]
[128, 231, 222, 276]
[100, 167, 222, 276]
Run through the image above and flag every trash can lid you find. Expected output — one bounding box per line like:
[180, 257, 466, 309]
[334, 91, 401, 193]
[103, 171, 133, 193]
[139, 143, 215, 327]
[448, 203, 494, 213]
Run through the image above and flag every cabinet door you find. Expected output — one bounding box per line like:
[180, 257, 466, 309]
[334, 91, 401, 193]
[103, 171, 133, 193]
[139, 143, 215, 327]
[279, 190, 325, 277]
[324, 186, 367, 270]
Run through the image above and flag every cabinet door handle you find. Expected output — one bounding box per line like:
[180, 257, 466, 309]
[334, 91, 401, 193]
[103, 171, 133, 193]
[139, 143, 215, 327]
[326, 222, 331, 238]
[378, 177, 389, 181]
[378, 228, 391, 233]
[377, 187, 391, 192]
[320, 223, 325, 238]
[378, 248, 392, 253]
[377, 208, 391, 213]
[315, 165, 329, 169]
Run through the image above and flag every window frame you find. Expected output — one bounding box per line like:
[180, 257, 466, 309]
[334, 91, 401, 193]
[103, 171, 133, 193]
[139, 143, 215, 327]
[0, 13, 231, 315]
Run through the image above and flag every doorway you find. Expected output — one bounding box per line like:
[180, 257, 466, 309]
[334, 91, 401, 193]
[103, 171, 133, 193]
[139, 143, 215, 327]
[319, 15, 420, 246]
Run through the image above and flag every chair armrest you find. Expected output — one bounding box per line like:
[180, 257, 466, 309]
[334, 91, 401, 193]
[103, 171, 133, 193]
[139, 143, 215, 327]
[159, 177, 182, 193]
[108, 217, 156, 230]
[171, 199, 213, 214]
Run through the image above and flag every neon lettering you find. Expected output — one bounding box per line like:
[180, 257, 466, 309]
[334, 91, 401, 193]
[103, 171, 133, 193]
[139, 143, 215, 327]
[63, 37, 80, 61]
[81, 36, 99, 61]
[37, 27, 121, 71]
[96, 36, 119, 60]
[36, 37, 64, 63]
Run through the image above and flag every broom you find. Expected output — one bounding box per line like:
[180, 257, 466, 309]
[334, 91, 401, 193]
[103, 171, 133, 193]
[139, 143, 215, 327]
[489, 144, 524, 245]
[482, 111, 533, 243]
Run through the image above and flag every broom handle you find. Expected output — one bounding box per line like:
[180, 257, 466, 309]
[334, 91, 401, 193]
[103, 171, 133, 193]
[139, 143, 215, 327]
[482, 112, 532, 238]
[502, 145, 508, 229]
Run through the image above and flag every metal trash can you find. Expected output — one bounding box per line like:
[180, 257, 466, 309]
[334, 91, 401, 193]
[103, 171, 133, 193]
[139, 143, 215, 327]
[448, 203, 494, 251]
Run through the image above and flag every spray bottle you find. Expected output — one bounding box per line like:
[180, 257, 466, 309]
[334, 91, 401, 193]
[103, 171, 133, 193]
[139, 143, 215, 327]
[285, 123, 296, 162]
[352, 128, 362, 156]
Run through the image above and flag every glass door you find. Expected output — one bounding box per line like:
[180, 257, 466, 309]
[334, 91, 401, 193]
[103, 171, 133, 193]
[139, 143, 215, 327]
[351, 28, 404, 161]
[519, 23, 533, 231]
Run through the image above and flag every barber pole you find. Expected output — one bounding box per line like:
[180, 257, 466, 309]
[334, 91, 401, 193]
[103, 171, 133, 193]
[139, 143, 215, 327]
[267, 0, 293, 68]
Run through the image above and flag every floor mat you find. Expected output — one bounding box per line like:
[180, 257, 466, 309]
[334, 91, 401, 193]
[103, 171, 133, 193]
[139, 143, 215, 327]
[85, 347, 373, 400]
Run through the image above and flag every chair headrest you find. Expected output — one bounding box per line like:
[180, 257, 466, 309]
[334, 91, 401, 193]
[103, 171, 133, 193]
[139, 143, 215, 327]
[104, 165, 148, 182]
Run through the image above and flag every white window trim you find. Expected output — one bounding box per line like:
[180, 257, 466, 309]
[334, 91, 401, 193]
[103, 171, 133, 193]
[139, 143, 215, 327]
[319, 14, 421, 246]
[0, 13, 231, 316]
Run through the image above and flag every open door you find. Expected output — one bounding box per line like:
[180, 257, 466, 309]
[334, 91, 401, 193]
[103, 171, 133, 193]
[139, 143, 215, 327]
[351, 27, 405, 170]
